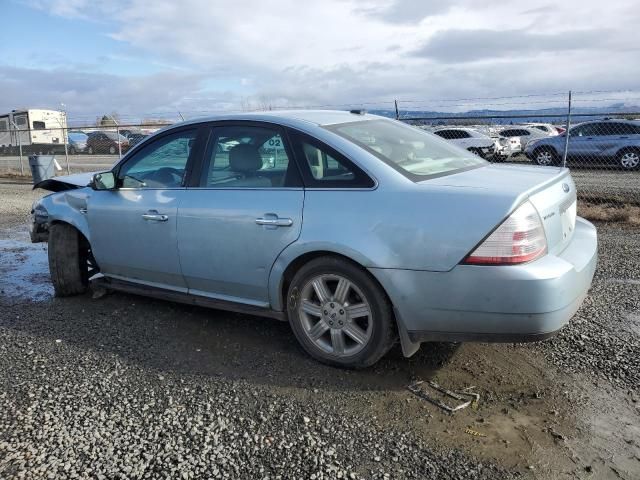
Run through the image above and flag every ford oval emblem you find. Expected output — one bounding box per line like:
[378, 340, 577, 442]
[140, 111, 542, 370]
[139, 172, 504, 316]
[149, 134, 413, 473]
[562, 183, 570, 193]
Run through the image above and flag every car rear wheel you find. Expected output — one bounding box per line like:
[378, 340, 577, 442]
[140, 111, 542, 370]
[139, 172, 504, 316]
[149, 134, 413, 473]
[533, 147, 557, 166]
[109, 145, 116, 155]
[618, 149, 640, 170]
[69, 146, 76, 155]
[286, 256, 396, 368]
[48, 223, 94, 297]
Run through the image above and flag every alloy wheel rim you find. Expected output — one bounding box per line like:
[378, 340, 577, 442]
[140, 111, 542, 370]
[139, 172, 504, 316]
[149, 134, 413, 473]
[537, 151, 553, 165]
[298, 274, 373, 357]
[621, 152, 639, 169]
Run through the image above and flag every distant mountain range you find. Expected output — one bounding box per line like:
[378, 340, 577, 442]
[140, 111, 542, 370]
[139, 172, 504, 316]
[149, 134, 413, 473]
[370, 103, 640, 125]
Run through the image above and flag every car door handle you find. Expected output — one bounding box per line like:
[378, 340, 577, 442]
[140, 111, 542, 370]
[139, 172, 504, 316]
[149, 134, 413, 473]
[142, 210, 169, 222]
[255, 216, 293, 227]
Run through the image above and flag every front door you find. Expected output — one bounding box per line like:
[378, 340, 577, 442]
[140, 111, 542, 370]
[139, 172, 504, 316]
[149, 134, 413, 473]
[177, 123, 304, 305]
[88, 127, 200, 291]
[567, 123, 600, 160]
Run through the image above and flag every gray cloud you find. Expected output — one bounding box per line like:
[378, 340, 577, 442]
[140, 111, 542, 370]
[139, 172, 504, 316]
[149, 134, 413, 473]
[410, 29, 620, 63]
[0, 66, 212, 122]
[8, 0, 640, 117]
[355, 0, 454, 24]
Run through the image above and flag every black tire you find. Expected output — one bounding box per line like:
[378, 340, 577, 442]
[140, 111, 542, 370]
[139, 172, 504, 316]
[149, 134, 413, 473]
[532, 147, 558, 166]
[48, 223, 88, 297]
[286, 256, 396, 368]
[617, 148, 640, 170]
[87, 146, 94, 155]
[109, 145, 116, 155]
[69, 146, 76, 155]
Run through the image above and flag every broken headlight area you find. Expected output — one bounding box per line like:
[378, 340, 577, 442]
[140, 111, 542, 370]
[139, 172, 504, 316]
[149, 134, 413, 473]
[30, 203, 50, 243]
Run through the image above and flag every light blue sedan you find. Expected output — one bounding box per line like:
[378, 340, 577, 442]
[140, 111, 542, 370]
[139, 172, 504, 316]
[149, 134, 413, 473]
[31, 111, 598, 367]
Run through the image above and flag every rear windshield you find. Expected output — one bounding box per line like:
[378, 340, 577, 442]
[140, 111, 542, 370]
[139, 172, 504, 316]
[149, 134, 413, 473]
[327, 119, 486, 180]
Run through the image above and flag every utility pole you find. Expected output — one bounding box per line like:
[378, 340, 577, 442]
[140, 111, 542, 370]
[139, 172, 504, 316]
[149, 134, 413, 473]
[60, 104, 70, 174]
[562, 90, 572, 168]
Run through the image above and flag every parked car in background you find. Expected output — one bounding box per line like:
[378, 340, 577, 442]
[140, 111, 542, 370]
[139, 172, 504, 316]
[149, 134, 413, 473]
[86, 131, 130, 155]
[524, 123, 560, 136]
[126, 133, 148, 147]
[498, 127, 547, 150]
[525, 119, 640, 169]
[432, 127, 506, 160]
[31, 110, 597, 368]
[68, 131, 88, 154]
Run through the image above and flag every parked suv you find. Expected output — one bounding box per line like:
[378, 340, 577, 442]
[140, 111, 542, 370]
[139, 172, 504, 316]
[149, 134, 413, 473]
[432, 127, 505, 160]
[524, 120, 640, 169]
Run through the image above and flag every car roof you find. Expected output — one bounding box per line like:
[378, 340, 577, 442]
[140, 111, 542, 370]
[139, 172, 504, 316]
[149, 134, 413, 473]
[176, 110, 385, 128]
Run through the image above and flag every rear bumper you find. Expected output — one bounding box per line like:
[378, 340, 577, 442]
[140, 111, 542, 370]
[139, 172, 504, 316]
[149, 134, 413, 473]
[369, 217, 598, 343]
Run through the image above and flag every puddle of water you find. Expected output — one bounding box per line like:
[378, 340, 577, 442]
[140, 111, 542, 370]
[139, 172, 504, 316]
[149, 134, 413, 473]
[0, 238, 53, 301]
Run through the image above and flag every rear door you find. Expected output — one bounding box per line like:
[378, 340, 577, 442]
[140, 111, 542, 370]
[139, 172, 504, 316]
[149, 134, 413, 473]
[177, 122, 304, 306]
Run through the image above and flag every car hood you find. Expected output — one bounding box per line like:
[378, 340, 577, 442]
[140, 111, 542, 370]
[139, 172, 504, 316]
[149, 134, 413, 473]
[34, 172, 96, 192]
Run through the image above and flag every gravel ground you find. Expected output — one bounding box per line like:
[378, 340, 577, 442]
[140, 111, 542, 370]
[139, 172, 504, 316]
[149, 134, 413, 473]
[530, 223, 640, 390]
[0, 179, 638, 480]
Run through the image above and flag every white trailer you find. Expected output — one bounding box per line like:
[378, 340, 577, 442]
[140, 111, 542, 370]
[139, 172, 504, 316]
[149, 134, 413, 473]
[0, 109, 68, 154]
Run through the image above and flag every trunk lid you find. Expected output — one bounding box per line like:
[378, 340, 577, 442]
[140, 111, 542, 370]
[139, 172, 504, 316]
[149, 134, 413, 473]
[424, 164, 577, 255]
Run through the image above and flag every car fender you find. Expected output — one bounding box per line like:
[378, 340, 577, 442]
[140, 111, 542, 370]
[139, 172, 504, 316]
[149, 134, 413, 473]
[37, 188, 92, 242]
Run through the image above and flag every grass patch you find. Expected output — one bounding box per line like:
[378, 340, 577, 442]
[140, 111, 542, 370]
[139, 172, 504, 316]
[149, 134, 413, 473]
[578, 201, 640, 226]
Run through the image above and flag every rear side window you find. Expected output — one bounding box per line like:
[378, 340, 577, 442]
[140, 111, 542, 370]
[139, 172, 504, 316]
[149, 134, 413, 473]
[33, 121, 46, 130]
[289, 131, 374, 188]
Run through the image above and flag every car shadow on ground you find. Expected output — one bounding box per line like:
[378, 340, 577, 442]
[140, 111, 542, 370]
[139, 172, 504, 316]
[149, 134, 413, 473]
[1, 289, 461, 393]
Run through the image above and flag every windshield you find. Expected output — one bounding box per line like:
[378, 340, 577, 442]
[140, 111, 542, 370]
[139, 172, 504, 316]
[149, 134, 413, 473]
[328, 119, 486, 180]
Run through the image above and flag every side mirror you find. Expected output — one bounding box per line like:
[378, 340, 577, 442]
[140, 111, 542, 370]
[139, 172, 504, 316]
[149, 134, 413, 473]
[91, 171, 116, 190]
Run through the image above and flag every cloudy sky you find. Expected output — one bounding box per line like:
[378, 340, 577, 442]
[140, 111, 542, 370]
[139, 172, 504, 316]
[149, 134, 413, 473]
[1, 0, 639, 122]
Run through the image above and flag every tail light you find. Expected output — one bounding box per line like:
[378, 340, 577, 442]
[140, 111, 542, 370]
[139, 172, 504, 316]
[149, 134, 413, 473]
[463, 201, 547, 265]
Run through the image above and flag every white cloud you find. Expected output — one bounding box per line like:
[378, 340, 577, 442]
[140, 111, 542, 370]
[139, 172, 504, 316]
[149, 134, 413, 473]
[11, 0, 640, 117]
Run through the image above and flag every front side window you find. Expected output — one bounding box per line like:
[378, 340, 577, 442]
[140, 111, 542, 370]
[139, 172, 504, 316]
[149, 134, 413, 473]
[33, 121, 46, 130]
[14, 116, 27, 127]
[118, 129, 197, 188]
[328, 119, 484, 180]
[199, 125, 297, 188]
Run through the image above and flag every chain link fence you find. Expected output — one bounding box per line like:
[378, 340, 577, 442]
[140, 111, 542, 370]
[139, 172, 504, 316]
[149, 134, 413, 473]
[1, 93, 639, 208]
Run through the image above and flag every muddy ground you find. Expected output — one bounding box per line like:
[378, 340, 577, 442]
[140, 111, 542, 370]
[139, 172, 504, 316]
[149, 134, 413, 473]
[0, 178, 638, 479]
